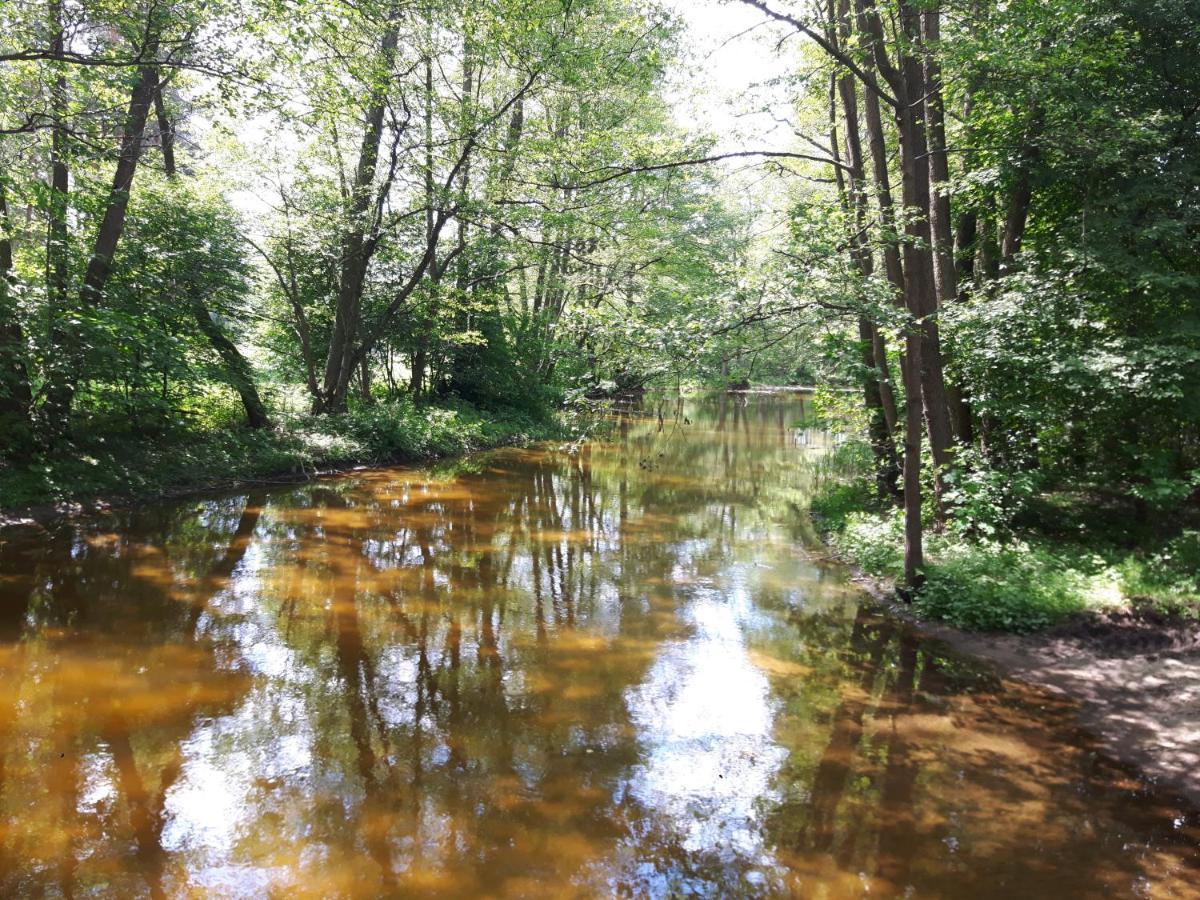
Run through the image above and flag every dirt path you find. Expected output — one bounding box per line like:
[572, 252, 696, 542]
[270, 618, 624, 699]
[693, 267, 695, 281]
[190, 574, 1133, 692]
[888, 595, 1200, 809]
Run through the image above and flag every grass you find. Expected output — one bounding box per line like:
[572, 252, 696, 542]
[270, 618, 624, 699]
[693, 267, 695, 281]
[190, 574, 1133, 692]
[0, 398, 567, 512]
[810, 449, 1200, 633]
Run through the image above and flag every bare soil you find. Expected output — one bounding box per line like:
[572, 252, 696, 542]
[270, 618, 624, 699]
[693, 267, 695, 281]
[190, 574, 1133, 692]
[884, 592, 1200, 809]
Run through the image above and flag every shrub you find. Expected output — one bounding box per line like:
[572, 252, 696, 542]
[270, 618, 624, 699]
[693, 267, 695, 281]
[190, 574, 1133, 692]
[810, 479, 878, 533]
[1119, 530, 1200, 614]
[941, 448, 1042, 538]
[834, 510, 905, 579]
[916, 542, 1097, 632]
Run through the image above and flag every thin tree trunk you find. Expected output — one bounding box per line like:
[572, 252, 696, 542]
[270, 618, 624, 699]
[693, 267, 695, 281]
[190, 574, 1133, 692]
[192, 303, 270, 428]
[41, 0, 72, 432]
[0, 179, 32, 443]
[920, 5, 973, 445]
[318, 13, 400, 414]
[829, 11, 900, 497]
[857, 0, 953, 521]
[80, 60, 159, 307]
[410, 346, 426, 398]
[156, 86, 269, 428]
[44, 46, 160, 424]
[893, 4, 955, 485]
[411, 44, 436, 402]
[855, 0, 929, 588]
[978, 201, 1000, 280]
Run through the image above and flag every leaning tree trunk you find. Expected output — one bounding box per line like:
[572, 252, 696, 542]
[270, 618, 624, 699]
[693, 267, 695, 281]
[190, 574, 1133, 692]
[155, 86, 269, 429]
[318, 14, 400, 414]
[43, 50, 160, 427]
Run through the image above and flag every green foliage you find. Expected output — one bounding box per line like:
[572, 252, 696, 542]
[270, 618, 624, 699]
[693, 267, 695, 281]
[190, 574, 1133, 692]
[833, 510, 905, 580]
[809, 387, 867, 434]
[811, 476, 1122, 633]
[0, 400, 562, 510]
[916, 542, 1097, 633]
[809, 479, 878, 534]
[941, 449, 1043, 539]
[1119, 531, 1200, 614]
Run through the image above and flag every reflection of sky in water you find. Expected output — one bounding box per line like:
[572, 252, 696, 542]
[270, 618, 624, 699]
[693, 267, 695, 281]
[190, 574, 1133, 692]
[625, 577, 787, 870]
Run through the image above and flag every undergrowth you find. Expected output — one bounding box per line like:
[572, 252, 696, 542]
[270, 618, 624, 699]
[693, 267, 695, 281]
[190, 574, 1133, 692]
[810, 443, 1200, 632]
[0, 399, 564, 511]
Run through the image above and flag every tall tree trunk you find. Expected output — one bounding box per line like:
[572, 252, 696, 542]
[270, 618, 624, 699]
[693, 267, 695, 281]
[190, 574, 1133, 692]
[43, 47, 160, 426]
[920, 5, 973, 445]
[893, 4, 954, 488]
[0, 178, 32, 447]
[854, 0, 929, 588]
[411, 45, 436, 402]
[857, 0, 954, 523]
[318, 14, 400, 414]
[454, 35, 474, 299]
[829, 10, 900, 497]
[852, 6, 905, 442]
[41, 0, 72, 434]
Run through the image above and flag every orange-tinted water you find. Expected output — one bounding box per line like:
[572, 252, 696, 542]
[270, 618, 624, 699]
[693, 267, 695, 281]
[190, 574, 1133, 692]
[0, 393, 1196, 897]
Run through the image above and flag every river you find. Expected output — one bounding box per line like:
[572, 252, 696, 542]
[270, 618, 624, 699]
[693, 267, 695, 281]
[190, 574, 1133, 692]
[0, 392, 1196, 897]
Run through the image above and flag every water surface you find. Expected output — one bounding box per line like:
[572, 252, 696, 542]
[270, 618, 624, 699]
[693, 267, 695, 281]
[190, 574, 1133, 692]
[0, 393, 1197, 897]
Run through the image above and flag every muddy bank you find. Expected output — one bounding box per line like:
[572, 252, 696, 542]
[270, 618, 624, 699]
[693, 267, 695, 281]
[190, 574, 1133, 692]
[863, 578, 1200, 809]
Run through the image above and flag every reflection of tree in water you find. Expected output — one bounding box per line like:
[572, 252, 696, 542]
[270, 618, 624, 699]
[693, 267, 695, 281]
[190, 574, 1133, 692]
[0, 393, 1196, 896]
[233, 438, 703, 893]
[0, 496, 261, 896]
[756, 604, 1199, 897]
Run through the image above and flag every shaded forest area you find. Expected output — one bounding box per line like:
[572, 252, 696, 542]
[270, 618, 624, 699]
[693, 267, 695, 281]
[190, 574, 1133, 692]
[1, 0, 1198, 628]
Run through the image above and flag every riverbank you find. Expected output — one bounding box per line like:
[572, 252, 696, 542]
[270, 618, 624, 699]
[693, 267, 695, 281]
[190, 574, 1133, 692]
[810, 480, 1200, 808]
[0, 399, 567, 528]
[905, 603, 1200, 809]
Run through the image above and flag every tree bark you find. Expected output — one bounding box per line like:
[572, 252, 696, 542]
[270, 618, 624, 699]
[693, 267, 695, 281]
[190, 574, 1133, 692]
[192, 303, 271, 428]
[43, 45, 160, 425]
[80, 60, 159, 307]
[0, 178, 32, 445]
[920, 5, 973, 445]
[156, 86, 269, 429]
[40, 0, 72, 433]
[829, 9, 900, 497]
[854, 0, 930, 587]
[317, 14, 400, 414]
[893, 5, 955, 481]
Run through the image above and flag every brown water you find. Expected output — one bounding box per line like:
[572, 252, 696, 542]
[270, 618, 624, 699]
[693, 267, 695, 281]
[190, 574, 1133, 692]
[0, 392, 1197, 898]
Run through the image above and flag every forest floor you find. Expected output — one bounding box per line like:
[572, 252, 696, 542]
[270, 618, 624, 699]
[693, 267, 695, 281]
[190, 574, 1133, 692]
[0, 399, 566, 528]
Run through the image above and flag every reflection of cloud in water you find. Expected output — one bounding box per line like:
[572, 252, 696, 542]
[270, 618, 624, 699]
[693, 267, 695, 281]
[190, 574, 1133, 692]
[625, 587, 785, 863]
[162, 727, 245, 855]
